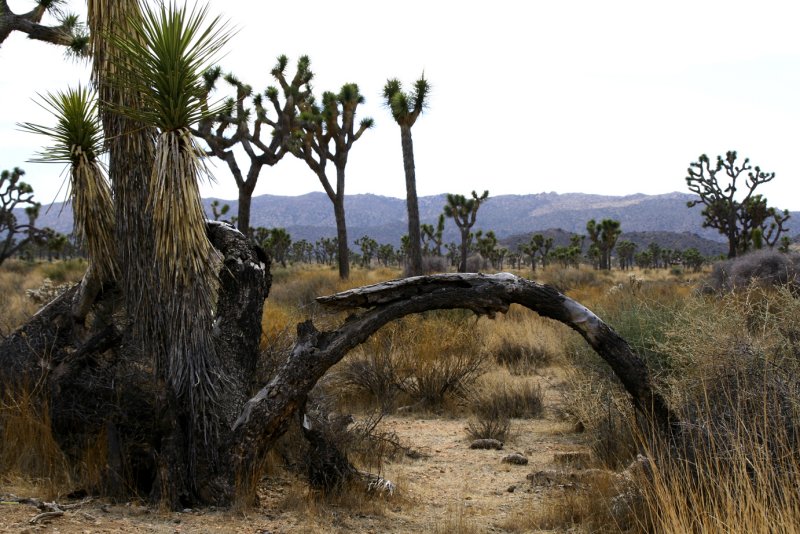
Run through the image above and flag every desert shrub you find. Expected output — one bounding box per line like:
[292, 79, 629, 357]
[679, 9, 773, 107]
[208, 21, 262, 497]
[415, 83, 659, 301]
[418, 255, 448, 275]
[1, 259, 35, 274]
[627, 286, 800, 532]
[332, 312, 487, 413]
[333, 350, 400, 411]
[0, 388, 71, 493]
[561, 370, 639, 469]
[705, 249, 800, 293]
[465, 413, 511, 442]
[501, 473, 636, 534]
[641, 380, 800, 533]
[399, 351, 485, 410]
[493, 338, 553, 373]
[470, 381, 545, 420]
[463, 253, 487, 272]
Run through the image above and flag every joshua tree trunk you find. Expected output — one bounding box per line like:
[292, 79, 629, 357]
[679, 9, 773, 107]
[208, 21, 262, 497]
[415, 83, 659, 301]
[459, 228, 470, 273]
[401, 125, 422, 276]
[333, 166, 350, 279]
[237, 179, 257, 235]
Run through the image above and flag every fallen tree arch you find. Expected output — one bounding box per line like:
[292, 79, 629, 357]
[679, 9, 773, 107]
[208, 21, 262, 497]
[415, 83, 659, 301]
[232, 272, 678, 486]
[1, 233, 676, 506]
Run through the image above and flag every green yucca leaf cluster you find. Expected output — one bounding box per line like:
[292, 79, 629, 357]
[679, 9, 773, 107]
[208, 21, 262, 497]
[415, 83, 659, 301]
[19, 86, 117, 281]
[20, 85, 104, 164]
[383, 74, 430, 125]
[108, 1, 233, 132]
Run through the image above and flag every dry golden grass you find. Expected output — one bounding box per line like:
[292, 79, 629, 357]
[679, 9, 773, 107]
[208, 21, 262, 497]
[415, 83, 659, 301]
[629, 286, 800, 533]
[0, 388, 71, 497]
[500, 471, 628, 533]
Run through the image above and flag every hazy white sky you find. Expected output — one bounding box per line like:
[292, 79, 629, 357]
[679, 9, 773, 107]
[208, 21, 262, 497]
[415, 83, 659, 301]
[1, 1, 799, 208]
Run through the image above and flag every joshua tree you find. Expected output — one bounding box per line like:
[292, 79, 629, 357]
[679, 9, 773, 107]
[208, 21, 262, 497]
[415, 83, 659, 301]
[686, 151, 790, 258]
[383, 74, 430, 276]
[0, 167, 49, 266]
[105, 2, 235, 501]
[616, 240, 637, 270]
[315, 237, 338, 265]
[586, 218, 621, 270]
[519, 233, 553, 271]
[254, 227, 292, 267]
[87, 0, 159, 346]
[682, 247, 705, 272]
[376, 243, 396, 267]
[210, 200, 230, 221]
[192, 56, 313, 235]
[354, 235, 378, 268]
[286, 72, 373, 279]
[19, 85, 117, 318]
[421, 213, 445, 256]
[444, 190, 489, 273]
[647, 242, 662, 268]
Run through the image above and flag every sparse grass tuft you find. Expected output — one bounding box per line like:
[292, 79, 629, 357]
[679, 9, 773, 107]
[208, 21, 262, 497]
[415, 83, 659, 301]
[332, 312, 487, 413]
[465, 414, 510, 442]
[470, 378, 545, 420]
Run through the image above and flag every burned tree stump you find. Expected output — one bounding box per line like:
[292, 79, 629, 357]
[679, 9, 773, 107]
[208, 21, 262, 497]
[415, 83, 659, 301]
[0, 222, 271, 506]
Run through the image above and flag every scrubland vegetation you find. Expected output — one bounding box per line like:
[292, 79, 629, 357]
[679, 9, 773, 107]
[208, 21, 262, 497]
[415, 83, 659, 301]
[3, 252, 799, 533]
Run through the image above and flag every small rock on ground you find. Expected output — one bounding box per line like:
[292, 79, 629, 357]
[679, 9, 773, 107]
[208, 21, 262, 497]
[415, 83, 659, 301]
[502, 453, 528, 465]
[470, 439, 504, 450]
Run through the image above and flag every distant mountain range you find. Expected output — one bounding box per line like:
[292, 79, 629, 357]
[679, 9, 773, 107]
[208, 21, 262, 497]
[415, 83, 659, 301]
[16, 191, 799, 256]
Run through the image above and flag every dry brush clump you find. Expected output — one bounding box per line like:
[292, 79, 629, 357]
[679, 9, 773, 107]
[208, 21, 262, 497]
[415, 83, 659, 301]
[634, 285, 800, 532]
[331, 312, 488, 413]
[0, 387, 71, 495]
[480, 305, 566, 374]
[704, 249, 800, 293]
[561, 269, 800, 532]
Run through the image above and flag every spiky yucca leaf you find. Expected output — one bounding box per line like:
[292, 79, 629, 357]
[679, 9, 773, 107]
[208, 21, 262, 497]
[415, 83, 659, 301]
[107, 1, 233, 131]
[19, 86, 117, 281]
[21, 85, 103, 164]
[71, 154, 117, 281]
